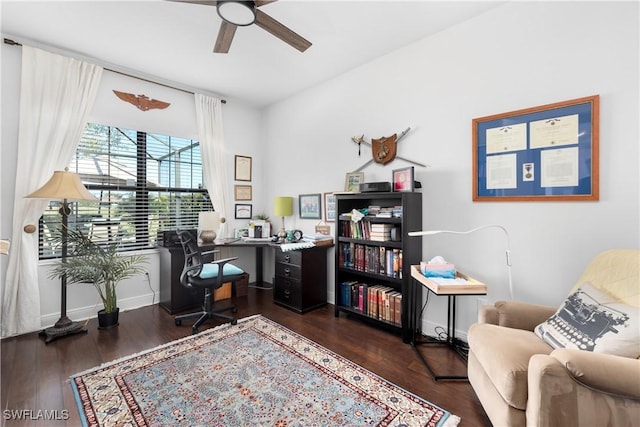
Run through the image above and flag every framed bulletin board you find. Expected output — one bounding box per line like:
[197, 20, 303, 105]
[472, 95, 599, 201]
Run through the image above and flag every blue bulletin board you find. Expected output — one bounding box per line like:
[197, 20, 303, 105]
[472, 95, 599, 201]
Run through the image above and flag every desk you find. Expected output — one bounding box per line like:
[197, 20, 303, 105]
[410, 265, 487, 381]
[159, 239, 273, 314]
[204, 238, 272, 286]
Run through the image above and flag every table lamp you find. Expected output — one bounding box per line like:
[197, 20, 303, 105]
[408, 224, 514, 300]
[198, 211, 220, 243]
[25, 168, 98, 343]
[273, 196, 293, 243]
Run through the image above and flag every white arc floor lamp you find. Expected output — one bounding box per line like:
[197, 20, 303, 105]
[25, 168, 98, 343]
[408, 224, 514, 300]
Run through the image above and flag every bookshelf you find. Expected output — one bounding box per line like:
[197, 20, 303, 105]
[334, 192, 422, 343]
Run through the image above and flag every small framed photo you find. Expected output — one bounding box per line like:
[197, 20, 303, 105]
[299, 193, 322, 219]
[234, 155, 252, 181]
[234, 184, 252, 201]
[392, 166, 414, 192]
[234, 203, 252, 219]
[344, 172, 364, 192]
[324, 192, 336, 222]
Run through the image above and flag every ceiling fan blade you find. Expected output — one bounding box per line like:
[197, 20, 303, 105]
[168, 0, 218, 6]
[254, 0, 277, 7]
[214, 21, 237, 53]
[254, 9, 311, 52]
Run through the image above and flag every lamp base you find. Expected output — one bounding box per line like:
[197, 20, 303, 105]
[39, 317, 87, 344]
[199, 230, 217, 244]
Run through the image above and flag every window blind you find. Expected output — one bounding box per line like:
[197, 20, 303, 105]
[39, 123, 211, 258]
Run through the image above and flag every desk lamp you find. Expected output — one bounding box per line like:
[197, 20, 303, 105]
[273, 196, 293, 243]
[408, 224, 514, 300]
[25, 168, 98, 343]
[198, 211, 220, 243]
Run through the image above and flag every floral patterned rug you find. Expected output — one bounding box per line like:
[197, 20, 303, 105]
[71, 315, 460, 427]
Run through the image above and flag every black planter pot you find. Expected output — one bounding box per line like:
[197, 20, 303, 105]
[98, 308, 119, 329]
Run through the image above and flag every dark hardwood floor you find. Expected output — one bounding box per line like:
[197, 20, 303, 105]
[1, 288, 491, 426]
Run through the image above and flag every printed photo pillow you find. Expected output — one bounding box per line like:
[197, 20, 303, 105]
[534, 282, 640, 358]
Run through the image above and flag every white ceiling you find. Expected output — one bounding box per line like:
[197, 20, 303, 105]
[1, 1, 504, 108]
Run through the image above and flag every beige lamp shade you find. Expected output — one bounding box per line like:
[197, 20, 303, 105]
[198, 211, 220, 231]
[25, 169, 97, 201]
[273, 197, 293, 217]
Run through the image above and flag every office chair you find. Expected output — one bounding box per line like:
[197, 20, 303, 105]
[174, 230, 243, 334]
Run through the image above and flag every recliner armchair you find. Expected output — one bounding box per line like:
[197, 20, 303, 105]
[174, 230, 244, 334]
[467, 249, 640, 427]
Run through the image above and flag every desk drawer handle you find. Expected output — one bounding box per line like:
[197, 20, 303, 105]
[284, 255, 291, 263]
[283, 289, 290, 299]
[284, 268, 291, 276]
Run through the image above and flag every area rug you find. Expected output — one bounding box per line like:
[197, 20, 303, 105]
[71, 315, 460, 427]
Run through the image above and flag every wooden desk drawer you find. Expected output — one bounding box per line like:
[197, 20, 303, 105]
[275, 250, 302, 266]
[274, 277, 302, 308]
[275, 262, 301, 281]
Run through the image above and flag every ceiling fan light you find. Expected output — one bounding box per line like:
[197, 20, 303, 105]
[217, 1, 256, 26]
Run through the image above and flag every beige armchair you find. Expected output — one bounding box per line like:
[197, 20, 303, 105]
[467, 249, 640, 427]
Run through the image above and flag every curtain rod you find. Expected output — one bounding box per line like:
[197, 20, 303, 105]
[3, 37, 227, 104]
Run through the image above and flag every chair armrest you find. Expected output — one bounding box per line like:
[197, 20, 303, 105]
[552, 349, 640, 399]
[526, 352, 640, 427]
[200, 249, 220, 262]
[478, 301, 556, 330]
[210, 256, 239, 266]
[477, 305, 499, 324]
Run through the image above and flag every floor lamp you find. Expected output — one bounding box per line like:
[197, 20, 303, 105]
[25, 168, 98, 343]
[408, 224, 514, 300]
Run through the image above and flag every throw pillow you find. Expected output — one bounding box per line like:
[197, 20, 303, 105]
[534, 282, 640, 358]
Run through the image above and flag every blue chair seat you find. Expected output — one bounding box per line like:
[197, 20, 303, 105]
[199, 262, 244, 279]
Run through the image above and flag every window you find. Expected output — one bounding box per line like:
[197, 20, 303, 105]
[39, 123, 212, 258]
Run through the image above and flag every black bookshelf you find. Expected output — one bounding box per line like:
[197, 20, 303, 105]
[334, 192, 422, 343]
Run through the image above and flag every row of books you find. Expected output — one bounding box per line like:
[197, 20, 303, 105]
[338, 243, 403, 278]
[339, 219, 400, 242]
[339, 281, 403, 325]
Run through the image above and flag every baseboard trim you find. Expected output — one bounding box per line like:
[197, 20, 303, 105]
[40, 293, 157, 329]
[418, 319, 468, 343]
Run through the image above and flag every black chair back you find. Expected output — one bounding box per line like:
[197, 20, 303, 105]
[178, 230, 204, 288]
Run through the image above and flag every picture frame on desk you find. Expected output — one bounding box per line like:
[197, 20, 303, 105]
[235, 203, 252, 219]
[299, 193, 322, 219]
[393, 166, 414, 192]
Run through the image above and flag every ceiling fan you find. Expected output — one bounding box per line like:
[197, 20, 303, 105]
[174, 0, 312, 53]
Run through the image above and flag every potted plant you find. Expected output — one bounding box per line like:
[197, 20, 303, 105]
[49, 227, 147, 329]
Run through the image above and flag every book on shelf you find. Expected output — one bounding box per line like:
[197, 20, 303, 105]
[342, 280, 402, 325]
[339, 243, 402, 278]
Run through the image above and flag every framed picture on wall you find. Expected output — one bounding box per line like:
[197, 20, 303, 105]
[234, 185, 252, 201]
[234, 155, 252, 181]
[299, 193, 322, 219]
[472, 95, 599, 201]
[324, 192, 336, 222]
[234, 204, 252, 219]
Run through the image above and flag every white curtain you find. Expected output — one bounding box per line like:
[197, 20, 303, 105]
[194, 94, 230, 234]
[1, 46, 103, 337]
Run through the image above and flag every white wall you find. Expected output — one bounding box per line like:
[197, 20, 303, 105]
[2, 1, 639, 336]
[0, 42, 264, 329]
[262, 1, 640, 337]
